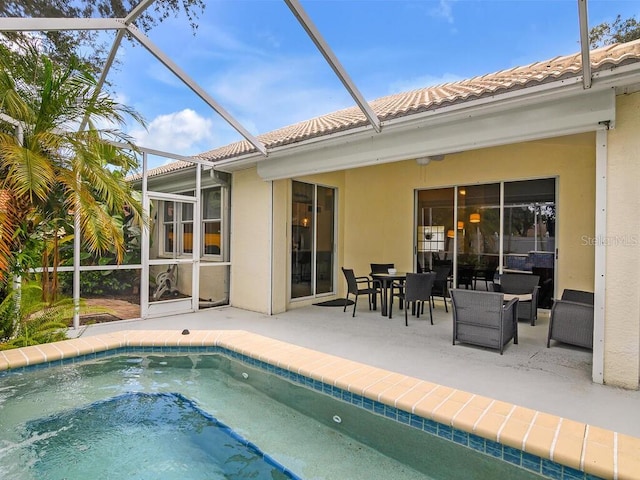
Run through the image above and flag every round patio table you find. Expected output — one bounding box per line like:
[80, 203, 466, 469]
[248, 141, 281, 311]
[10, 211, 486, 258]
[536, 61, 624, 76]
[370, 272, 407, 317]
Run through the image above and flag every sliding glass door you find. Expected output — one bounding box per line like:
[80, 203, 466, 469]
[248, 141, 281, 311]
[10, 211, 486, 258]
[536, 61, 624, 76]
[416, 178, 556, 302]
[291, 181, 336, 299]
[502, 178, 556, 307]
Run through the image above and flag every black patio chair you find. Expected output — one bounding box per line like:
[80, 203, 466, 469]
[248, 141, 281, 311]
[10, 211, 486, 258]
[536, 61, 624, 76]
[473, 259, 498, 291]
[389, 272, 436, 326]
[430, 264, 452, 312]
[341, 267, 381, 317]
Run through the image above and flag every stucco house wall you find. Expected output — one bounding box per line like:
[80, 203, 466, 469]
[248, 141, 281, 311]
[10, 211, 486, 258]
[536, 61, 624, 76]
[230, 133, 596, 312]
[605, 92, 640, 389]
[229, 168, 273, 313]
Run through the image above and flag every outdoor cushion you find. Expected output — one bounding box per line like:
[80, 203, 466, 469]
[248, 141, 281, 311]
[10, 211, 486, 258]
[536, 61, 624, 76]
[502, 293, 532, 302]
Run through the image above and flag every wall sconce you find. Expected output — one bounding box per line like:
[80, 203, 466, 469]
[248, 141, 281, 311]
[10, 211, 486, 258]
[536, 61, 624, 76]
[459, 188, 466, 196]
[447, 229, 455, 238]
[469, 213, 481, 223]
[302, 217, 309, 227]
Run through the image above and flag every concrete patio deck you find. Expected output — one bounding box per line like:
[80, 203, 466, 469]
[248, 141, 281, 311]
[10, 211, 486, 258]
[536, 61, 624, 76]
[67, 300, 640, 440]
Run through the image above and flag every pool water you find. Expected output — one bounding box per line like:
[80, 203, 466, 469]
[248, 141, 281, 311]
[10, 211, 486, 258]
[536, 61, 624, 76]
[23, 392, 294, 479]
[0, 354, 543, 479]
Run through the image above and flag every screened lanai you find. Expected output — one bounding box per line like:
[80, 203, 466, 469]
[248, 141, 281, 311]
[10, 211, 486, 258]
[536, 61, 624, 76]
[4, 2, 640, 392]
[0, 0, 392, 325]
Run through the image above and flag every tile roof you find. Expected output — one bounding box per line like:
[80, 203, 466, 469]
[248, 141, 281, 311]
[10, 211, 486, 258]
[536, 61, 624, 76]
[142, 40, 640, 178]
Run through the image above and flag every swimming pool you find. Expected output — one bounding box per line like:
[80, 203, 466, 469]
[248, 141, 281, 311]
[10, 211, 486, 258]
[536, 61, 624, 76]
[3, 352, 543, 479]
[0, 330, 626, 479]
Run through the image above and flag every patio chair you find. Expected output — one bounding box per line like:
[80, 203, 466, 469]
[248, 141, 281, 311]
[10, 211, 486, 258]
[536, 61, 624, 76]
[389, 272, 436, 326]
[547, 289, 594, 350]
[495, 273, 540, 325]
[451, 289, 518, 355]
[430, 264, 451, 312]
[473, 259, 498, 291]
[457, 264, 475, 289]
[341, 267, 381, 317]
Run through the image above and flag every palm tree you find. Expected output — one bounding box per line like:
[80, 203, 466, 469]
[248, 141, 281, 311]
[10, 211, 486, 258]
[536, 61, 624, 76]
[0, 42, 147, 302]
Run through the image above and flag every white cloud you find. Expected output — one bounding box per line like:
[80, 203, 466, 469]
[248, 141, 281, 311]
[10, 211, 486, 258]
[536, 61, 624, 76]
[431, 0, 456, 24]
[128, 109, 215, 155]
[206, 56, 352, 134]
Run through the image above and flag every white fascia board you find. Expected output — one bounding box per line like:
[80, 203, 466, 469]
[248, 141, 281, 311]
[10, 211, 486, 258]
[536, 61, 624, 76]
[257, 87, 615, 181]
[0, 17, 123, 32]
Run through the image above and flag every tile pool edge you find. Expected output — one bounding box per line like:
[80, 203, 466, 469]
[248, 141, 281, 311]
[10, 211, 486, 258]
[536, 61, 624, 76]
[0, 330, 637, 480]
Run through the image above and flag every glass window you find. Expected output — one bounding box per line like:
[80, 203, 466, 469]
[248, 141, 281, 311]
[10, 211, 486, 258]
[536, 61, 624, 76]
[203, 188, 222, 256]
[159, 188, 224, 258]
[203, 189, 221, 219]
[163, 202, 175, 255]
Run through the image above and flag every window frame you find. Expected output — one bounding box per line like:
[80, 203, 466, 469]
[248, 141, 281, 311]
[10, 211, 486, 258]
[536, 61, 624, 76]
[159, 187, 224, 259]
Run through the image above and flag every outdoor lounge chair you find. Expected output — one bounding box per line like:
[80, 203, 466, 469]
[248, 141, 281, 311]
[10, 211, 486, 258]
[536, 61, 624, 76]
[547, 289, 594, 349]
[341, 267, 381, 317]
[451, 289, 518, 355]
[495, 273, 540, 325]
[389, 272, 436, 326]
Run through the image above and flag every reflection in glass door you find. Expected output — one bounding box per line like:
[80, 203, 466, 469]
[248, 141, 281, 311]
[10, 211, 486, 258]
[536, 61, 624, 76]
[456, 184, 500, 290]
[503, 178, 556, 308]
[416, 188, 454, 272]
[291, 181, 335, 299]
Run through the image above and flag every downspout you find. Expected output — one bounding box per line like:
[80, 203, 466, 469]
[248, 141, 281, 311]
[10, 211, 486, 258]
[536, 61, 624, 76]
[578, 0, 592, 89]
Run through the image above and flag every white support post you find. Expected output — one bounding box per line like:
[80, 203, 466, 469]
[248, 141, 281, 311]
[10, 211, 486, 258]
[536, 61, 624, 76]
[193, 164, 202, 312]
[593, 129, 607, 384]
[499, 182, 505, 274]
[140, 152, 150, 319]
[73, 189, 81, 329]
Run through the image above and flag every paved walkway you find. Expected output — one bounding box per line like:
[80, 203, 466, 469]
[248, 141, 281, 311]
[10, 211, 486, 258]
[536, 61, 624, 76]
[68, 302, 640, 439]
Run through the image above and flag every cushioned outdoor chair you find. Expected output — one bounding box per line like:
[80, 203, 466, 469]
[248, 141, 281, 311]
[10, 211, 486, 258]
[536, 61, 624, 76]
[547, 289, 594, 350]
[389, 272, 436, 326]
[341, 267, 381, 317]
[451, 289, 518, 355]
[495, 273, 540, 325]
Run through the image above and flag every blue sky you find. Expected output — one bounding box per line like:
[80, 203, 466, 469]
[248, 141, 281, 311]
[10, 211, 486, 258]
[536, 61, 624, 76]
[105, 0, 638, 167]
